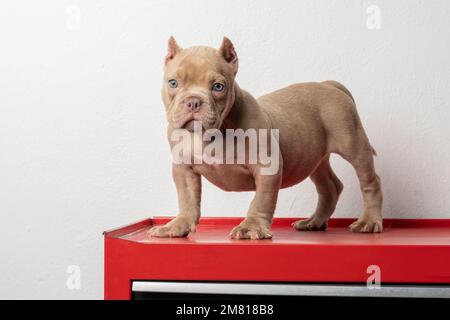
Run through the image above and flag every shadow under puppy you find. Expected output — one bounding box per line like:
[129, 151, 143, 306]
[149, 37, 382, 240]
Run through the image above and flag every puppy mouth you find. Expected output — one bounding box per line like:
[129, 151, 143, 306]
[175, 112, 203, 131]
[178, 113, 217, 131]
[183, 120, 198, 131]
[172, 105, 219, 131]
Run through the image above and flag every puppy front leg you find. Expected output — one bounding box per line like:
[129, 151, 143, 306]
[230, 167, 281, 240]
[149, 164, 201, 238]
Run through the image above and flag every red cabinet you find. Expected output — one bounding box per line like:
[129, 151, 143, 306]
[104, 217, 450, 300]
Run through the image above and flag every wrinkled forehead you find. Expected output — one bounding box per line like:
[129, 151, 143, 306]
[164, 46, 232, 84]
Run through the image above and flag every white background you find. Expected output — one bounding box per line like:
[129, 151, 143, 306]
[1, 0, 449, 299]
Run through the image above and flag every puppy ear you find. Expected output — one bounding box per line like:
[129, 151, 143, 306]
[165, 36, 181, 64]
[219, 37, 238, 74]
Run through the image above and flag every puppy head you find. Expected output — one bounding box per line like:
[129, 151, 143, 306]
[161, 37, 239, 131]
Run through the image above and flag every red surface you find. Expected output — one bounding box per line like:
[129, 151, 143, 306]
[104, 217, 450, 300]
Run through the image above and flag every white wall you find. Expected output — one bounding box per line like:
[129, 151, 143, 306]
[1, 0, 449, 299]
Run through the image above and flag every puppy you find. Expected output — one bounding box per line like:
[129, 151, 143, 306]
[149, 37, 382, 239]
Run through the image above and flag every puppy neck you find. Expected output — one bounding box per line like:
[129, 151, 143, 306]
[221, 82, 270, 130]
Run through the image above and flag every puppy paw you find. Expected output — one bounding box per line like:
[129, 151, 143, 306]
[292, 218, 327, 231]
[349, 218, 383, 233]
[229, 220, 272, 240]
[148, 217, 196, 238]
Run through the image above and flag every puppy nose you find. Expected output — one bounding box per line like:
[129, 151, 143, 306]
[185, 96, 202, 112]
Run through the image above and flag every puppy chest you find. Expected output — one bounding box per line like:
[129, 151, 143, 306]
[193, 164, 256, 191]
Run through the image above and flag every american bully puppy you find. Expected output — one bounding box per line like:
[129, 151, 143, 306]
[149, 37, 382, 240]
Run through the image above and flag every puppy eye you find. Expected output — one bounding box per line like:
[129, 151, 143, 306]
[168, 79, 178, 88]
[212, 82, 225, 92]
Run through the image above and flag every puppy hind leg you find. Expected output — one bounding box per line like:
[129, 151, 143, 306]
[293, 155, 343, 231]
[341, 138, 383, 233]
